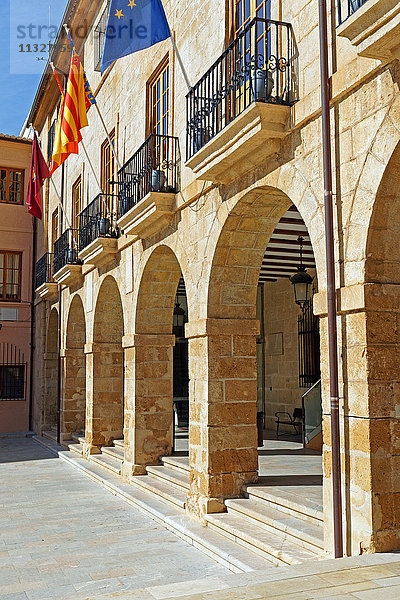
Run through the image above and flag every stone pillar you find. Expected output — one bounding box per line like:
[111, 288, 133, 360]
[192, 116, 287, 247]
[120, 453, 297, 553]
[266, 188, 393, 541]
[315, 283, 400, 555]
[185, 318, 259, 520]
[42, 351, 58, 432]
[83, 341, 124, 455]
[60, 347, 86, 442]
[121, 333, 175, 478]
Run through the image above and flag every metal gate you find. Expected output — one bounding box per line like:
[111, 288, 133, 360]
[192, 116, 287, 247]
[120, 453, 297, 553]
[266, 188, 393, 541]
[298, 292, 320, 388]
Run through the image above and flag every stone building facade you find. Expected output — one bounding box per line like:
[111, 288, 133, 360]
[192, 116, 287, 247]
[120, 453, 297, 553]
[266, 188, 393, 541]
[29, 0, 400, 559]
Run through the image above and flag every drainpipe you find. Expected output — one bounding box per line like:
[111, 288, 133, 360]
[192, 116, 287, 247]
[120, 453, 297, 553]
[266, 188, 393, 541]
[29, 216, 36, 432]
[318, 0, 343, 557]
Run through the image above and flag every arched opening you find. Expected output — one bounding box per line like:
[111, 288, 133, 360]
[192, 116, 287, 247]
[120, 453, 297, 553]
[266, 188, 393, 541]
[63, 295, 86, 442]
[90, 276, 124, 449]
[129, 245, 186, 473]
[43, 308, 59, 436]
[187, 186, 323, 541]
[357, 140, 400, 553]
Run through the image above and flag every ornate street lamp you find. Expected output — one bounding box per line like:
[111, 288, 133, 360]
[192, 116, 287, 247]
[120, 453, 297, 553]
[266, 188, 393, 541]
[290, 236, 313, 311]
[173, 300, 186, 339]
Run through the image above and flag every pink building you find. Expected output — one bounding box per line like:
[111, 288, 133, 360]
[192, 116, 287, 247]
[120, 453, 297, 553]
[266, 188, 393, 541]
[0, 134, 33, 433]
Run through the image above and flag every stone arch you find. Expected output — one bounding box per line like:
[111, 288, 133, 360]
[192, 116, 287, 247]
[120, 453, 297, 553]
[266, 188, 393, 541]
[43, 308, 58, 432]
[354, 139, 400, 553]
[88, 276, 124, 450]
[186, 184, 323, 519]
[345, 95, 400, 286]
[62, 294, 86, 441]
[124, 245, 184, 475]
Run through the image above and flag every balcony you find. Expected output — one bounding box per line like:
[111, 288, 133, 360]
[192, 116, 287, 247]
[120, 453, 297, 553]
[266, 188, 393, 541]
[78, 193, 119, 266]
[337, 0, 400, 61]
[117, 134, 179, 240]
[53, 229, 82, 286]
[35, 253, 58, 300]
[186, 18, 297, 184]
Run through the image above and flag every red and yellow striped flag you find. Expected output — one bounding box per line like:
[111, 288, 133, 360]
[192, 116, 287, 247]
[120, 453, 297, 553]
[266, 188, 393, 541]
[50, 50, 89, 175]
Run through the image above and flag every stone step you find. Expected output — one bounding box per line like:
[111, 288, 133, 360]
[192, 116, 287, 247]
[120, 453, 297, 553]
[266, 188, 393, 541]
[161, 455, 190, 474]
[42, 429, 57, 442]
[113, 439, 124, 449]
[90, 452, 122, 475]
[101, 445, 124, 460]
[71, 432, 85, 444]
[63, 441, 83, 456]
[225, 498, 324, 552]
[205, 512, 321, 567]
[146, 464, 190, 490]
[245, 485, 324, 526]
[130, 474, 187, 509]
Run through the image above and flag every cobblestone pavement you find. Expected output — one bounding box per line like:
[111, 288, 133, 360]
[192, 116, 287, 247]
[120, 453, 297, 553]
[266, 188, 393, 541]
[0, 436, 229, 600]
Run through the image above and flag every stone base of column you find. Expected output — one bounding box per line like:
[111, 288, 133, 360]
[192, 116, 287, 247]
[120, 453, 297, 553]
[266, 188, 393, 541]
[82, 442, 101, 456]
[121, 459, 147, 478]
[186, 492, 226, 521]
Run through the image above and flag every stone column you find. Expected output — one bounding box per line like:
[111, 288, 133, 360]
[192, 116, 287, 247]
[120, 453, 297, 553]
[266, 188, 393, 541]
[121, 333, 175, 478]
[60, 347, 86, 442]
[83, 341, 124, 455]
[185, 318, 259, 520]
[315, 283, 400, 555]
[42, 351, 58, 432]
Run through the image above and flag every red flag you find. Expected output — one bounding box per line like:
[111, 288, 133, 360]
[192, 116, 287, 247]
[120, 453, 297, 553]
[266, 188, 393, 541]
[27, 133, 50, 219]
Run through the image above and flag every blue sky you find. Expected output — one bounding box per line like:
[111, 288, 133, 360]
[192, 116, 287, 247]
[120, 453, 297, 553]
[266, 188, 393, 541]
[0, 1, 66, 136]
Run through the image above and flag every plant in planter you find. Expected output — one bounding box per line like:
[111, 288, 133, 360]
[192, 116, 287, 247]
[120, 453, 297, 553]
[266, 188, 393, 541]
[253, 68, 275, 102]
[99, 216, 110, 236]
[151, 169, 166, 192]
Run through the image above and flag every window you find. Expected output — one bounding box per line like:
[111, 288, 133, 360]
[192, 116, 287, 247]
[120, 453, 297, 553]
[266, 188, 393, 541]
[101, 130, 115, 197]
[94, 1, 111, 71]
[235, 0, 271, 34]
[0, 252, 22, 301]
[52, 208, 59, 252]
[0, 168, 24, 205]
[47, 120, 56, 162]
[72, 176, 82, 230]
[0, 365, 25, 400]
[149, 61, 169, 137]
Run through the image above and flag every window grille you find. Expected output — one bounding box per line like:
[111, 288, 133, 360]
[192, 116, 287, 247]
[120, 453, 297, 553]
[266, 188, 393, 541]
[298, 288, 320, 388]
[0, 343, 26, 400]
[94, 1, 111, 71]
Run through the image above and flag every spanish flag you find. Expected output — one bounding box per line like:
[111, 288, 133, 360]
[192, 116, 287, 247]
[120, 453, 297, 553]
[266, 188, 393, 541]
[50, 50, 89, 175]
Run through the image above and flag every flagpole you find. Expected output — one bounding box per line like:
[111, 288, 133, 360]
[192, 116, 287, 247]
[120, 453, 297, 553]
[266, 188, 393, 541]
[50, 62, 112, 220]
[63, 24, 122, 171]
[170, 33, 192, 92]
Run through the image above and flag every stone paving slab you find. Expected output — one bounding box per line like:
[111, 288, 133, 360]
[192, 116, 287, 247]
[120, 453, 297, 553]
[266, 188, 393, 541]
[0, 437, 230, 599]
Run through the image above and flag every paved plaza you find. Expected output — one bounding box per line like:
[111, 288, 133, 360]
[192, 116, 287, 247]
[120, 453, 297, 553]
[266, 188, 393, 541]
[0, 436, 229, 599]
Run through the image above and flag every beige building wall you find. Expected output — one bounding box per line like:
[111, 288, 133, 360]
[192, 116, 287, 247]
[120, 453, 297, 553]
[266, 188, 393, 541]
[28, 0, 400, 557]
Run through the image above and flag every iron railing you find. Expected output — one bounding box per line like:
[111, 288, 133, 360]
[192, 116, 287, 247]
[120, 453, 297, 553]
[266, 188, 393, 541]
[302, 379, 322, 446]
[337, 0, 369, 25]
[118, 134, 180, 219]
[53, 229, 81, 274]
[78, 194, 119, 251]
[35, 253, 53, 289]
[186, 18, 298, 159]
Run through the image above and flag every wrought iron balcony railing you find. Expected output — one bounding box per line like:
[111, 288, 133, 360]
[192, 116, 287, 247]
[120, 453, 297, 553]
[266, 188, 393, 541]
[186, 17, 298, 160]
[53, 229, 81, 274]
[337, 0, 369, 25]
[118, 134, 180, 219]
[78, 194, 119, 251]
[35, 253, 53, 289]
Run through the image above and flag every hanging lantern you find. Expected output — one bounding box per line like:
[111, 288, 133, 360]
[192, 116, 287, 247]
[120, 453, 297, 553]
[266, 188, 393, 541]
[290, 236, 313, 311]
[173, 300, 186, 338]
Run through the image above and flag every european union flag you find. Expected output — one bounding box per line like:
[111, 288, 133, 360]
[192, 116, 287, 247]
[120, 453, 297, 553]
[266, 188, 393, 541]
[100, 0, 171, 73]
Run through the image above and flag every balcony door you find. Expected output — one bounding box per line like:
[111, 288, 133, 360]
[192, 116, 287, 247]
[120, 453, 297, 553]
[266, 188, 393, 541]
[148, 60, 170, 190]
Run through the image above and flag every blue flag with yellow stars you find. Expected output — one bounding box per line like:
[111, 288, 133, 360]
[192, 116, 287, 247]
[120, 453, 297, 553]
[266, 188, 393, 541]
[100, 0, 171, 73]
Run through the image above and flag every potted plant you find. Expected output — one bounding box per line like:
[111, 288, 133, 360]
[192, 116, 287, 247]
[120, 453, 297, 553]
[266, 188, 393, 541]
[151, 169, 166, 192]
[99, 216, 110, 236]
[253, 69, 274, 102]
